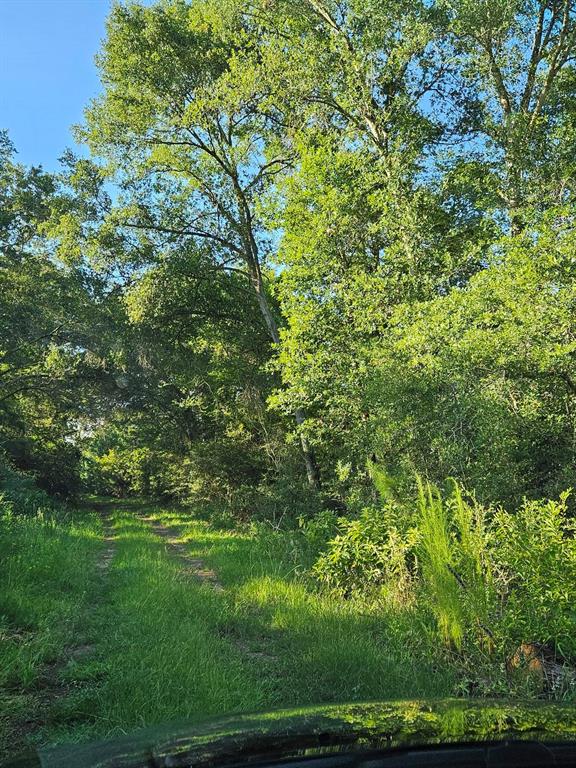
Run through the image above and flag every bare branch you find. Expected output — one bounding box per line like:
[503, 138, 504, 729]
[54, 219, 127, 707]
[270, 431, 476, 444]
[123, 219, 243, 255]
[520, 2, 546, 111]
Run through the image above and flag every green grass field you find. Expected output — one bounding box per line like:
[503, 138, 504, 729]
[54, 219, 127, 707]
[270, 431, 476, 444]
[0, 502, 455, 761]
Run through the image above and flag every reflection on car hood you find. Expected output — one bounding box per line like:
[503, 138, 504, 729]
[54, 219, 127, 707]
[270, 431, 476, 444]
[23, 699, 576, 767]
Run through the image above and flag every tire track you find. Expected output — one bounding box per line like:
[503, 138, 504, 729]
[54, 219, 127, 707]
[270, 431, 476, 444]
[140, 514, 277, 664]
[7, 507, 116, 755]
[140, 515, 223, 591]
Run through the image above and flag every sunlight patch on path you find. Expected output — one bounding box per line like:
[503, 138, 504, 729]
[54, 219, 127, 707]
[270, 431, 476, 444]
[140, 515, 224, 591]
[140, 513, 278, 665]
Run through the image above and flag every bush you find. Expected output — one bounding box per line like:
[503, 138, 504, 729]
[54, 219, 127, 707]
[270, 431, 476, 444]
[0, 457, 56, 517]
[313, 503, 416, 605]
[84, 447, 155, 498]
[3, 438, 80, 498]
[299, 509, 340, 556]
[311, 477, 576, 697]
[494, 492, 576, 660]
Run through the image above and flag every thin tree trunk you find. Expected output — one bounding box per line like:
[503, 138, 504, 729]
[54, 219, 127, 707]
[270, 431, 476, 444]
[506, 158, 524, 236]
[232, 178, 321, 489]
[251, 266, 321, 488]
[294, 406, 321, 488]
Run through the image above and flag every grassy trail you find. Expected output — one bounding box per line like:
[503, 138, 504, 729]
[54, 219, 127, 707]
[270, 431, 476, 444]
[0, 502, 454, 761]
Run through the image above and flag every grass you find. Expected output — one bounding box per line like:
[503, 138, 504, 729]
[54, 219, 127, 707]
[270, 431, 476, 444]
[149, 507, 456, 706]
[86, 511, 267, 734]
[0, 505, 103, 759]
[0, 500, 456, 762]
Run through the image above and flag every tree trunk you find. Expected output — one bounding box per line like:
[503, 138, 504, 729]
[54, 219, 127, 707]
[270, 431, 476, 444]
[251, 268, 321, 489]
[233, 180, 321, 490]
[294, 406, 322, 488]
[507, 170, 524, 235]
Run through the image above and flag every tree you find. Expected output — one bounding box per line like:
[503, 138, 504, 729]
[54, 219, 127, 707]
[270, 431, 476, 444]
[0, 136, 140, 494]
[445, 0, 576, 233]
[371, 211, 576, 506]
[80, 0, 320, 486]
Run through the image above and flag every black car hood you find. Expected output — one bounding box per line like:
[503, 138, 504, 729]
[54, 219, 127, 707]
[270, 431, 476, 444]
[18, 699, 576, 768]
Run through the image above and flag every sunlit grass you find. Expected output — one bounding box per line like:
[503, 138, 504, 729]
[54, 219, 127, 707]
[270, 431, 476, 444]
[0, 501, 455, 761]
[86, 511, 267, 736]
[149, 507, 456, 705]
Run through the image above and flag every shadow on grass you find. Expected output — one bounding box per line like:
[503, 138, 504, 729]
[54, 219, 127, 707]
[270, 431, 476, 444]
[72, 501, 457, 713]
[143, 507, 457, 706]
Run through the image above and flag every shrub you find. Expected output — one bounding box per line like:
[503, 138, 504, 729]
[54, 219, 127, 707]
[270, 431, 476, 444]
[311, 476, 576, 697]
[313, 503, 416, 605]
[494, 492, 576, 660]
[84, 447, 155, 498]
[0, 457, 56, 517]
[4, 438, 80, 498]
[299, 509, 340, 556]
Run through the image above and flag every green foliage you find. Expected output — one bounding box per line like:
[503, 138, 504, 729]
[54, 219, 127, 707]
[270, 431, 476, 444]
[0, 456, 56, 517]
[367, 219, 576, 507]
[297, 509, 340, 557]
[417, 481, 465, 649]
[84, 447, 155, 498]
[4, 0, 576, 727]
[494, 492, 576, 660]
[13, 0, 573, 517]
[0, 138, 130, 498]
[312, 477, 576, 697]
[314, 505, 415, 605]
[417, 480, 495, 651]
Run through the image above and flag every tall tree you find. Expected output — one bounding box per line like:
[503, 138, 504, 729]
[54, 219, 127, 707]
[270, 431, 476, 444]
[80, 0, 320, 486]
[0, 137, 109, 492]
[445, 0, 576, 232]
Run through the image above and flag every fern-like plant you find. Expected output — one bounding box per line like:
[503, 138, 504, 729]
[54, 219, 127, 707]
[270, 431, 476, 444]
[417, 478, 465, 649]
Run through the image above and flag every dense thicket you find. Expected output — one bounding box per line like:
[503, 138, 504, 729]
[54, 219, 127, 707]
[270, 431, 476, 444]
[2, 0, 576, 697]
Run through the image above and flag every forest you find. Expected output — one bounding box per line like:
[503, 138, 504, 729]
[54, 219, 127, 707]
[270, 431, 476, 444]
[2, 0, 576, 760]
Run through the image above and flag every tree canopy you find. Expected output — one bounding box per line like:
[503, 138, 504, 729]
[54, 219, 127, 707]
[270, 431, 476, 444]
[2, 0, 576, 510]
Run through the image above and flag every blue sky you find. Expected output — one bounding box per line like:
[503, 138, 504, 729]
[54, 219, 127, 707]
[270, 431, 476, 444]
[0, 0, 111, 170]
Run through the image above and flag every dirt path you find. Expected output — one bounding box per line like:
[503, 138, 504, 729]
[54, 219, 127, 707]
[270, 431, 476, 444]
[140, 515, 277, 664]
[42, 508, 117, 695]
[97, 508, 117, 574]
[140, 515, 224, 591]
[5, 504, 280, 761]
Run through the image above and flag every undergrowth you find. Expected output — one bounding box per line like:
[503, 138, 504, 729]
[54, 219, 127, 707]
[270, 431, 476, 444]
[312, 477, 576, 700]
[2, 476, 574, 762]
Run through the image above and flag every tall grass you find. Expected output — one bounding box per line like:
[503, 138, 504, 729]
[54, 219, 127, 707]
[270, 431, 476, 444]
[315, 477, 576, 699]
[0, 498, 102, 758]
[417, 479, 464, 649]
